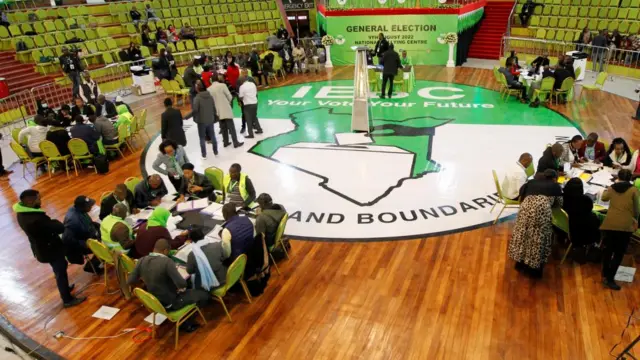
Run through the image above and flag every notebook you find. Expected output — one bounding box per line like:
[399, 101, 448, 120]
[201, 202, 223, 216]
[176, 198, 209, 213]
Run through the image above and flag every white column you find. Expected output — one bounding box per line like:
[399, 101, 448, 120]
[447, 43, 455, 68]
[325, 45, 333, 68]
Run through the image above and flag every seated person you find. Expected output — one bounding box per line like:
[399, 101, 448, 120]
[95, 116, 119, 146]
[100, 203, 133, 251]
[115, 96, 133, 116]
[560, 135, 584, 167]
[70, 115, 101, 154]
[220, 203, 256, 262]
[528, 66, 555, 105]
[562, 178, 601, 263]
[501, 153, 533, 201]
[54, 104, 73, 127]
[134, 207, 188, 258]
[110, 222, 136, 251]
[127, 239, 208, 332]
[531, 53, 550, 70]
[537, 143, 565, 174]
[18, 114, 49, 157]
[578, 132, 607, 163]
[129, 5, 142, 25]
[70, 97, 95, 118]
[224, 163, 256, 209]
[115, 104, 134, 132]
[255, 193, 287, 247]
[134, 174, 169, 208]
[552, 63, 573, 95]
[178, 163, 214, 200]
[99, 184, 138, 220]
[62, 195, 102, 272]
[604, 137, 632, 169]
[186, 228, 227, 291]
[506, 50, 520, 70]
[400, 49, 412, 67]
[564, 56, 575, 78]
[46, 119, 71, 156]
[95, 95, 117, 118]
[498, 59, 528, 102]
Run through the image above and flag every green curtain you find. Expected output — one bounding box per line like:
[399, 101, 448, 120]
[457, 8, 484, 33]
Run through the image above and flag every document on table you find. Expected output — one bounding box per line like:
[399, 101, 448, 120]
[201, 202, 223, 216]
[590, 170, 614, 187]
[92, 306, 120, 320]
[176, 198, 209, 213]
[581, 162, 601, 172]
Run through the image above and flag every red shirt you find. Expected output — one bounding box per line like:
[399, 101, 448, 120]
[509, 65, 520, 77]
[201, 71, 213, 88]
[225, 64, 240, 90]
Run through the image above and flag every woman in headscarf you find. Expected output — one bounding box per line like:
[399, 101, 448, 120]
[562, 178, 602, 263]
[186, 228, 226, 291]
[152, 139, 189, 192]
[508, 169, 563, 278]
[133, 207, 189, 258]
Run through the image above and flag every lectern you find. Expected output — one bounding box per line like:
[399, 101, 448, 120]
[351, 46, 371, 133]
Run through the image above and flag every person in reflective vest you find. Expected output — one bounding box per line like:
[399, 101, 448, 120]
[100, 203, 133, 252]
[223, 163, 256, 209]
[114, 104, 133, 136]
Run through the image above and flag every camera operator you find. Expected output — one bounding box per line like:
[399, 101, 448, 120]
[59, 46, 83, 98]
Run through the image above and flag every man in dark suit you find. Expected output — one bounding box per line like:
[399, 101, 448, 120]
[95, 95, 117, 118]
[380, 44, 402, 99]
[70, 115, 101, 154]
[537, 143, 565, 175]
[161, 97, 187, 147]
[178, 163, 215, 200]
[531, 54, 550, 70]
[374, 33, 389, 65]
[99, 183, 138, 220]
[14, 189, 86, 307]
[70, 97, 95, 119]
[552, 63, 573, 102]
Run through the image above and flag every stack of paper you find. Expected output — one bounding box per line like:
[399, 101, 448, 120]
[581, 163, 602, 172]
[615, 266, 636, 283]
[176, 198, 209, 213]
[201, 202, 223, 216]
[590, 171, 614, 187]
[92, 306, 120, 320]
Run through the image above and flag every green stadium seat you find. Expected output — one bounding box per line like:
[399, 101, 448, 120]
[560, 6, 569, 16]
[617, 8, 628, 18]
[540, 16, 549, 26]
[68, 7, 78, 17]
[34, 34, 45, 47]
[633, 0, 640, 7]
[44, 34, 55, 46]
[578, 7, 587, 17]
[551, 5, 559, 15]
[630, 22, 640, 33]
[598, 8, 607, 18]
[598, 19, 608, 30]
[221, 4, 228, 12]
[588, 8, 598, 18]
[569, 7, 578, 16]
[54, 19, 65, 31]
[564, 31, 575, 41]
[629, 8, 639, 19]
[567, 17, 577, 28]
[179, 8, 188, 17]
[558, 17, 568, 28]
[609, 8, 618, 19]
[55, 32, 66, 45]
[549, 16, 559, 27]
[546, 29, 556, 40]
[609, 20, 619, 31]
[555, 29, 565, 40]
[619, 20, 630, 32]
[8, 24, 20, 37]
[622, 0, 631, 6]
[57, 7, 69, 18]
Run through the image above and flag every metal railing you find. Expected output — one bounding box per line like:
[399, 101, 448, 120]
[0, 89, 35, 135]
[501, 36, 640, 79]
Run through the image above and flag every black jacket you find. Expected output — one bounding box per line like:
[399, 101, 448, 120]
[374, 38, 389, 57]
[537, 147, 561, 173]
[179, 172, 214, 199]
[46, 128, 71, 156]
[99, 190, 135, 220]
[382, 49, 402, 76]
[59, 54, 82, 74]
[134, 179, 169, 208]
[95, 100, 117, 118]
[70, 123, 101, 154]
[130, 9, 141, 21]
[183, 65, 200, 88]
[71, 104, 95, 118]
[62, 206, 99, 249]
[15, 208, 65, 263]
[531, 56, 550, 69]
[161, 107, 187, 146]
[553, 68, 573, 90]
[563, 194, 601, 246]
[53, 112, 73, 127]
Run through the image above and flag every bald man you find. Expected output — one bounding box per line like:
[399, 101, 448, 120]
[502, 153, 533, 200]
[537, 143, 565, 175]
[134, 174, 168, 208]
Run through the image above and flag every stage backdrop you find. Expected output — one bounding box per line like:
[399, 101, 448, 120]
[327, 14, 458, 65]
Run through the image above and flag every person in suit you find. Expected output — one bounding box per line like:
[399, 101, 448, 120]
[127, 239, 208, 332]
[14, 189, 86, 307]
[178, 163, 215, 200]
[95, 95, 117, 118]
[537, 143, 565, 174]
[46, 117, 71, 156]
[62, 195, 102, 273]
[499, 58, 529, 102]
[54, 104, 73, 127]
[134, 174, 169, 208]
[552, 63, 573, 99]
[71, 97, 95, 118]
[152, 139, 190, 191]
[209, 75, 243, 148]
[79, 71, 100, 105]
[380, 44, 402, 99]
[99, 183, 138, 220]
[70, 115, 101, 154]
[578, 132, 607, 163]
[161, 97, 186, 147]
[374, 33, 389, 64]
[531, 53, 550, 70]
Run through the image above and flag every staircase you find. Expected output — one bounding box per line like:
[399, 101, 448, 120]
[468, 1, 515, 60]
[0, 51, 56, 95]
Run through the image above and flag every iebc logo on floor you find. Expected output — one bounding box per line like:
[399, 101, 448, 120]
[147, 80, 582, 241]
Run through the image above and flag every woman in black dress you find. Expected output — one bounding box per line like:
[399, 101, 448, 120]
[562, 178, 602, 263]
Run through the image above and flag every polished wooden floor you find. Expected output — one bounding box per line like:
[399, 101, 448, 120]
[1, 66, 640, 360]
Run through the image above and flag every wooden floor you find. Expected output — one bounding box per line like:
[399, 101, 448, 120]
[1, 66, 640, 360]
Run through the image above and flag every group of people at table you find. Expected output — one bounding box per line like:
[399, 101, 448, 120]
[13, 159, 287, 333]
[502, 133, 640, 289]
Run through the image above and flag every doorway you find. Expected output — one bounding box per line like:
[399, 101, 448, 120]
[286, 11, 310, 38]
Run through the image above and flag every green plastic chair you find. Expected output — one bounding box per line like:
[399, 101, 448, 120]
[533, 76, 556, 102]
[268, 213, 290, 275]
[134, 288, 207, 349]
[552, 77, 575, 104]
[68, 138, 96, 176]
[490, 170, 520, 224]
[10, 141, 46, 178]
[204, 166, 224, 203]
[124, 176, 141, 194]
[87, 239, 115, 289]
[581, 72, 607, 100]
[551, 208, 573, 264]
[39, 140, 71, 178]
[104, 124, 133, 158]
[11, 128, 21, 144]
[211, 254, 252, 322]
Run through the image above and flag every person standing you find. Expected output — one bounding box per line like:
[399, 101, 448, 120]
[79, 71, 101, 105]
[600, 169, 639, 290]
[380, 44, 402, 99]
[14, 189, 86, 307]
[591, 30, 608, 72]
[209, 75, 243, 148]
[238, 75, 262, 138]
[373, 33, 389, 65]
[562, 178, 601, 263]
[161, 97, 186, 147]
[59, 47, 83, 97]
[191, 81, 218, 159]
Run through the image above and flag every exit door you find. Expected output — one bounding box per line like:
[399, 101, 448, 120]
[286, 11, 310, 38]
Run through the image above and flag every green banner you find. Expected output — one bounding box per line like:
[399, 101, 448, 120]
[326, 14, 457, 65]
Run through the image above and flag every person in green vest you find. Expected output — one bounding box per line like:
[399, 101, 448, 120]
[100, 203, 133, 252]
[400, 49, 412, 67]
[223, 163, 257, 209]
[114, 104, 133, 134]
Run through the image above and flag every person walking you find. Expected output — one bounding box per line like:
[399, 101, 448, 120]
[161, 97, 187, 146]
[380, 44, 402, 99]
[208, 75, 243, 148]
[191, 81, 218, 159]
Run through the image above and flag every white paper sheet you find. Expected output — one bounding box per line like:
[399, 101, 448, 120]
[335, 132, 373, 146]
[176, 198, 209, 213]
[615, 266, 636, 283]
[144, 313, 167, 325]
[176, 265, 190, 280]
[92, 306, 120, 320]
[173, 243, 193, 263]
[201, 202, 223, 216]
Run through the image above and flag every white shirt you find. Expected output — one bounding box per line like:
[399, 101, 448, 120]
[238, 81, 258, 105]
[18, 125, 49, 153]
[501, 161, 528, 200]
